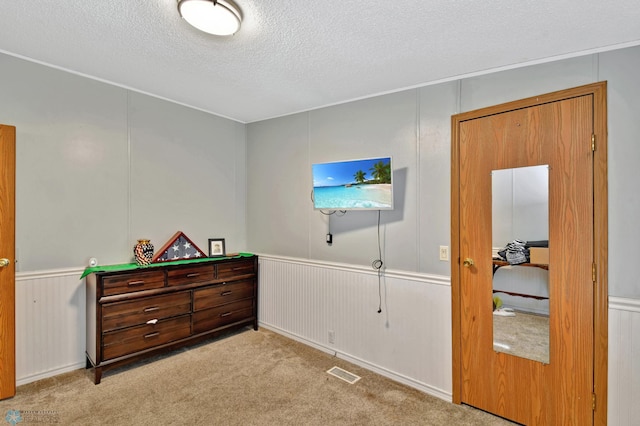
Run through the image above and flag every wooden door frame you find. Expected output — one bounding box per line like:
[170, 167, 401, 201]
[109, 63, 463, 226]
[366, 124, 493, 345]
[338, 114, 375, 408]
[451, 82, 608, 424]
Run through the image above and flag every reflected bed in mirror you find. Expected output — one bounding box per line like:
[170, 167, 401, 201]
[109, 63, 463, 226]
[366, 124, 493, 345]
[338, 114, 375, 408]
[492, 165, 549, 364]
[493, 265, 549, 363]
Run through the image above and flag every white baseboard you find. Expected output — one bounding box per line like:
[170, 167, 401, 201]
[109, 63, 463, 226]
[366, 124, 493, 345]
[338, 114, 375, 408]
[17, 361, 86, 387]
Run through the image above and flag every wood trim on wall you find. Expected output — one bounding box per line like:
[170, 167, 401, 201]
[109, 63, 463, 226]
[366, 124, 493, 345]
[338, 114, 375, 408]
[592, 82, 608, 426]
[450, 112, 462, 404]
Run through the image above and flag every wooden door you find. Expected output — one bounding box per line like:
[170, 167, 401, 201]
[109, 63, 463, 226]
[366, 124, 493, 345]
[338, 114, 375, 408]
[451, 83, 608, 425]
[0, 124, 16, 400]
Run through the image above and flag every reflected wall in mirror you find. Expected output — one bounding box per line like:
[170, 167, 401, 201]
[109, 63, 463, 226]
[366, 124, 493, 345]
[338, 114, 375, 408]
[492, 165, 549, 364]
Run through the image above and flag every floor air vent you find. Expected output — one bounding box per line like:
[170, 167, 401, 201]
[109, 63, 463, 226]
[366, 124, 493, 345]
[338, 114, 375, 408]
[327, 366, 361, 384]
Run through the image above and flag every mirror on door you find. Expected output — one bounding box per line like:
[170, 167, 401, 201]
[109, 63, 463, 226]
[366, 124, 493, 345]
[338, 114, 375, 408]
[491, 165, 549, 364]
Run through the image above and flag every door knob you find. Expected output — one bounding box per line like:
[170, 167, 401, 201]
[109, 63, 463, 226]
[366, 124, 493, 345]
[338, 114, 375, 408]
[463, 258, 474, 268]
[0, 258, 10, 268]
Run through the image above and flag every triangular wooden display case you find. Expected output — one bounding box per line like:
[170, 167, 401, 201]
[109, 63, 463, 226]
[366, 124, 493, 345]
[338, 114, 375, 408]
[151, 231, 208, 263]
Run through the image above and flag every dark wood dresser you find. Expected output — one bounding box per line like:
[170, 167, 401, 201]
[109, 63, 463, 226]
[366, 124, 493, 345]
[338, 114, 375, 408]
[85, 255, 258, 384]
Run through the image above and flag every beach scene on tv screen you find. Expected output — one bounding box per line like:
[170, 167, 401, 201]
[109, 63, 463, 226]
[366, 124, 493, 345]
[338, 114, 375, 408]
[313, 157, 393, 210]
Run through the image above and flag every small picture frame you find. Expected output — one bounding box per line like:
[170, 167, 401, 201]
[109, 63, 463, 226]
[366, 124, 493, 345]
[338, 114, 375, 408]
[208, 238, 226, 257]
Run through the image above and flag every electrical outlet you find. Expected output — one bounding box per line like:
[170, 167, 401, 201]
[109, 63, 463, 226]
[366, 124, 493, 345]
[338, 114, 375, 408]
[439, 246, 449, 261]
[328, 330, 335, 344]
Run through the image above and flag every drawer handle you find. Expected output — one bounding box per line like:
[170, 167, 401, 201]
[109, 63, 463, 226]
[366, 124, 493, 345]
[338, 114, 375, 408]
[144, 307, 160, 313]
[221, 291, 233, 296]
[220, 312, 232, 317]
[146, 319, 159, 325]
[186, 273, 200, 278]
[144, 332, 160, 339]
[128, 280, 145, 286]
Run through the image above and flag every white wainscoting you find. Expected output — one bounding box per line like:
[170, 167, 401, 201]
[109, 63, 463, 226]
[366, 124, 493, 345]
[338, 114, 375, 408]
[608, 297, 640, 426]
[257, 255, 453, 401]
[15, 268, 86, 386]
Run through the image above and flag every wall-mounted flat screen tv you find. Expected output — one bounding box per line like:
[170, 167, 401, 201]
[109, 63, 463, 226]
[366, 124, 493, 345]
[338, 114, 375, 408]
[312, 156, 393, 210]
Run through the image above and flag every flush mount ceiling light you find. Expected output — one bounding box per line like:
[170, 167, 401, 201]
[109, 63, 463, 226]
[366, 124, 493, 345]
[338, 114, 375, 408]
[178, 0, 242, 36]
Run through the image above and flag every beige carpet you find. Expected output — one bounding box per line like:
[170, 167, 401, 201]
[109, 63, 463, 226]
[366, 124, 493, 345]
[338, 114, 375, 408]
[0, 328, 514, 425]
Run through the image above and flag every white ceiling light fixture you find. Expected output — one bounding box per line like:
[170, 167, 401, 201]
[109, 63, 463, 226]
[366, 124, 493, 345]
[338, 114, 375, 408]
[178, 0, 242, 36]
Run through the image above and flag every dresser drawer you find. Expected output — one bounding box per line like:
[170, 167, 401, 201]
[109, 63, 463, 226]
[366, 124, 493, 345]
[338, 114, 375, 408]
[192, 299, 254, 333]
[102, 291, 191, 332]
[102, 270, 165, 296]
[102, 315, 191, 361]
[167, 264, 214, 287]
[217, 259, 255, 280]
[193, 279, 255, 311]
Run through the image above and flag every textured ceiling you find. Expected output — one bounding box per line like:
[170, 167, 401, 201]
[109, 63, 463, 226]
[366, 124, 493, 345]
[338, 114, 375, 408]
[1, 1, 639, 123]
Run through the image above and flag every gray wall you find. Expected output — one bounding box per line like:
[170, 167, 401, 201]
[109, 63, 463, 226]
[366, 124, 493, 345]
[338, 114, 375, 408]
[0, 53, 247, 271]
[2, 44, 638, 299]
[600, 47, 640, 301]
[247, 45, 640, 299]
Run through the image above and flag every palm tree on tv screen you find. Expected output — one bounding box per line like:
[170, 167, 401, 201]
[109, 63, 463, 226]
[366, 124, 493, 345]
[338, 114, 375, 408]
[354, 170, 366, 184]
[370, 161, 391, 183]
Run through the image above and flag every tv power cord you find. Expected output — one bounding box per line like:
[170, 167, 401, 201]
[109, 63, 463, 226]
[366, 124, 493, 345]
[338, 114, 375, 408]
[373, 210, 384, 313]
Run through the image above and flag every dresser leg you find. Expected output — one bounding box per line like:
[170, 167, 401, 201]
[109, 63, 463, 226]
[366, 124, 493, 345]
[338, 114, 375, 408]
[94, 367, 102, 385]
